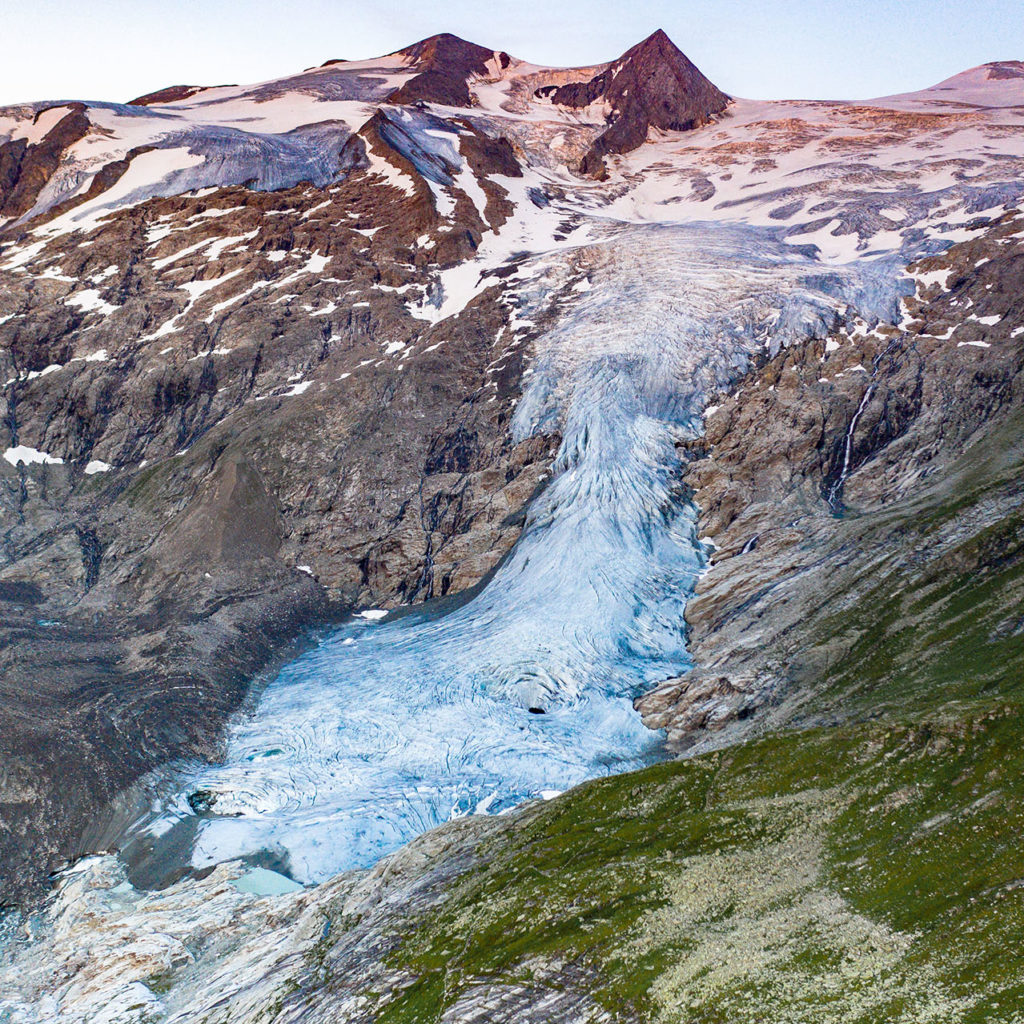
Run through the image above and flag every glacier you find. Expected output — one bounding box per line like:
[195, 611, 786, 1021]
[121, 221, 908, 886]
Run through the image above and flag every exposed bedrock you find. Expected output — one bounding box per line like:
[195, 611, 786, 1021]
[388, 33, 513, 107]
[537, 29, 730, 176]
[0, 105, 91, 221]
[638, 211, 1024, 749]
[0, 173, 556, 906]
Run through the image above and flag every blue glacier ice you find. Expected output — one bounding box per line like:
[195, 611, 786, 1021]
[133, 223, 908, 885]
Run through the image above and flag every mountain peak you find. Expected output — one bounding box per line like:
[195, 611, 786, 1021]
[536, 30, 729, 175]
[396, 32, 494, 62]
[387, 33, 512, 107]
[630, 27, 674, 51]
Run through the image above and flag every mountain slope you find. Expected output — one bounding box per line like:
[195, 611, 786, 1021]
[1, 28, 1024, 1023]
[0, 30, 742, 906]
[640, 211, 1024, 748]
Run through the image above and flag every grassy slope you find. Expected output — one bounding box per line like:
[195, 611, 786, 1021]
[808, 404, 1024, 724]
[366, 703, 1023, 1023]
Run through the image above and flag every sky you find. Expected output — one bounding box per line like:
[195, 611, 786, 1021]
[2, 0, 1023, 106]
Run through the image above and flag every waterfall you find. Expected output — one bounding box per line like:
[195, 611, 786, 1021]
[827, 383, 876, 510]
[827, 336, 902, 511]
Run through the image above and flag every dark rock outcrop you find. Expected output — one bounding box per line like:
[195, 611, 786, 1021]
[984, 60, 1024, 80]
[0, 104, 89, 220]
[128, 84, 207, 106]
[536, 29, 729, 175]
[388, 33, 512, 107]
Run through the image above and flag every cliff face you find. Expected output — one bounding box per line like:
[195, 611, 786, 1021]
[637, 211, 1024, 746]
[0, 118, 555, 904]
[0, 104, 90, 219]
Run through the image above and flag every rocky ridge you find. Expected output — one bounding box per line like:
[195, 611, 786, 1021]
[537, 29, 730, 175]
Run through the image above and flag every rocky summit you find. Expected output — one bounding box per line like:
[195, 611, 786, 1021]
[1, 26, 1023, 1024]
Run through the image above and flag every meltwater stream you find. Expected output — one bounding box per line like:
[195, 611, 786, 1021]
[131, 224, 906, 885]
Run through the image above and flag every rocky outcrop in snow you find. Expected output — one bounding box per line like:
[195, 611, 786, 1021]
[537, 29, 730, 175]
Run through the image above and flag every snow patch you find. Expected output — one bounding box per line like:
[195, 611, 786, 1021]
[26, 364, 63, 380]
[65, 289, 119, 317]
[4, 445, 64, 467]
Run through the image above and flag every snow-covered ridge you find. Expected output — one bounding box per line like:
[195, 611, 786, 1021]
[0, 54, 420, 233]
[873, 59, 1024, 109]
[0, 62, 1017, 300]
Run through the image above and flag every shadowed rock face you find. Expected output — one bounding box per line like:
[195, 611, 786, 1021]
[537, 29, 730, 175]
[388, 33, 512, 107]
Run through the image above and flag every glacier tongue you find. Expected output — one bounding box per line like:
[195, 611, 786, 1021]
[126, 222, 906, 886]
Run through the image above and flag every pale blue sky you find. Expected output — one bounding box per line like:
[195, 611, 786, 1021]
[3, 0, 1023, 106]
